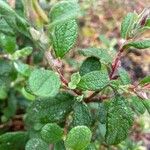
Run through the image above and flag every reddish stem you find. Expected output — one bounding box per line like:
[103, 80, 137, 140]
[109, 47, 124, 79]
[56, 68, 82, 95]
[85, 95, 109, 103]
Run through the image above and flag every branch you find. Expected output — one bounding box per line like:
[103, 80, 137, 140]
[45, 51, 82, 96]
[84, 42, 128, 102]
[85, 95, 110, 103]
[109, 47, 124, 79]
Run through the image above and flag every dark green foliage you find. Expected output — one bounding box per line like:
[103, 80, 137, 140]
[0, 132, 28, 150]
[72, 102, 92, 127]
[79, 57, 101, 76]
[41, 123, 63, 143]
[105, 96, 134, 145]
[25, 92, 75, 126]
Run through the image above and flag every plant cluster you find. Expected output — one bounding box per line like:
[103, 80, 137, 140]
[0, 0, 150, 150]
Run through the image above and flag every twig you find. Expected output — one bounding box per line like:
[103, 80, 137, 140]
[85, 95, 110, 103]
[45, 51, 82, 96]
[109, 47, 124, 79]
[84, 43, 127, 102]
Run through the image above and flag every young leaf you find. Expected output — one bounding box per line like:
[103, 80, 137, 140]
[65, 126, 92, 150]
[80, 48, 113, 64]
[21, 87, 35, 101]
[25, 138, 49, 150]
[68, 72, 81, 89]
[49, 0, 80, 26]
[105, 96, 134, 145]
[125, 39, 150, 49]
[77, 71, 109, 91]
[121, 12, 137, 39]
[118, 68, 131, 85]
[72, 102, 92, 127]
[79, 57, 101, 76]
[28, 69, 60, 98]
[26, 92, 75, 126]
[51, 19, 78, 58]
[41, 123, 63, 143]
[14, 61, 31, 77]
[0, 132, 28, 150]
[10, 47, 33, 60]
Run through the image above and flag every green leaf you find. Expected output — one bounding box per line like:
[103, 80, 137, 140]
[105, 96, 134, 145]
[65, 126, 92, 150]
[141, 99, 150, 114]
[26, 92, 75, 126]
[121, 12, 137, 39]
[25, 138, 49, 150]
[28, 69, 60, 98]
[0, 59, 12, 76]
[49, 0, 80, 26]
[0, 86, 7, 100]
[84, 143, 97, 150]
[21, 87, 35, 101]
[10, 47, 33, 60]
[118, 68, 131, 85]
[80, 48, 113, 64]
[3, 93, 17, 120]
[77, 71, 109, 91]
[139, 76, 150, 84]
[145, 18, 150, 27]
[72, 102, 92, 127]
[99, 35, 110, 47]
[0, 17, 14, 36]
[130, 96, 146, 115]
[0, 132, 28, 150]
[0, 33, 16, 54]
[99, 102, 107, 124]
[79, 57, 101, 76]
[54, 140, 66, 150]
[125, 39, 150, 49]
[0, 76, 10, 100]
[51, 19, 78, 58]
[41, 123, 63, 143]
[0, 1, 29, 37]
[68, 72, 81, 89]
[14, 61, 31, 77]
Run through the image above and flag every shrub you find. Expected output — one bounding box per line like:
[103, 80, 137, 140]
[0, 0, 150, 149]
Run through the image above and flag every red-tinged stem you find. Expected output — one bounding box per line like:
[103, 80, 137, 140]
[109, 47, 124, 79]
[45, 51, 82, 96]
[56, 68, 68, 87]
[85, 95, 109, 103]
[85, 46, 125, 101]
[143, 83, 150, 89]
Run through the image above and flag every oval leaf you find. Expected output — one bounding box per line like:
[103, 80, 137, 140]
[105, 96, 134, 145]
[25, 138, 49, 150]
[41, 123, 63, 143]
[51, 19, 78, 58]
[77, 71, 109, 91]
[28, 69, 60, 97]
[65, 126, 92, 150]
